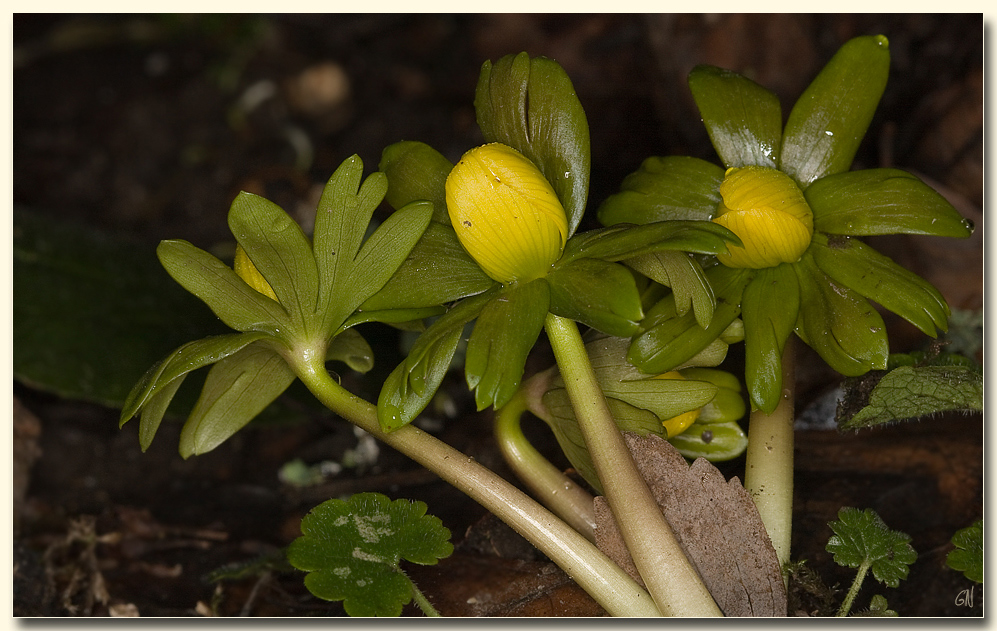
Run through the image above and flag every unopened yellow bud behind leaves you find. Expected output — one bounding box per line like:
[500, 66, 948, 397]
[712, 166, 814, 269]
[652, 371, 701, 437]
[234, 244, 279, 301]
[446, 143, 568, 283]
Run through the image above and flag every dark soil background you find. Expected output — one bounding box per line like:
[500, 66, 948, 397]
[12, 14, 984, 617]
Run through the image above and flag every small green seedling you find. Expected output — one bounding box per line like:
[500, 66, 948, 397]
[946, 519, 982, 584]
[825, 507, 917, 617]
[286, 492, 454, 617]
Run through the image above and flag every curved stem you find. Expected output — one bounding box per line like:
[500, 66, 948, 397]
[836, 560, 870, 617]
[494, 387, 597, 542]
[543, 313, 721, 617]
[291, 354, 661, 617]
[744, 338, 796, 574]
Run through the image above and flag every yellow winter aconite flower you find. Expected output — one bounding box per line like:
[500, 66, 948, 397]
[712, 166, 814, 269]
[652, 371, 701, 437]
[446, 143, 569, 284]
[234, 243, 278, 301]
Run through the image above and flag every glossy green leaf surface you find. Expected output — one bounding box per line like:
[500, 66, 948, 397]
[475, 52, 591, 235]
[780, 35, 890, 186]
[946, 520, 983, 584]
[287, 492, 453, 617]
[179, 343, 296, 458]
[793, 253, 888, 377]
[157, 239, 289, 335]
[668, 421, 748, 462]
[807, 168, 973, 237]
[688, 64, 783, 169]
[626, 250, 715, 329]
[826, 507, 917, 589]
[741, 264, 800, 412]
[596, 156, 724, 227]
[811, 234, 949, 337]
[361, 222, 493, 311]
[378, 140, 453, 223]
[547, 258, 643, 338]
[465, 279, 550, 410]
[560, 220, 737, 266]
[377, 289, 497, 430]
[228, 190, 320, 322]
[13, 208, 226, 408]
[325, 327, 375, 374]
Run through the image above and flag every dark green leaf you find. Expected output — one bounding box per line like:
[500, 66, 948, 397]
[360, 221, 493, 311]
[668, 421, 748, 462]
[547, 258, 643, 338]
[179, 343, 296, 457]
[561, 220, 738, 265]
[624, 250, 715, 329]
[465, 280, 550, 410]
[794, 253, 888, 377]
[688, 64, 783, 169]
[475, 53, 590, 236]
[13, 208, 225, 407]
[157, 239, 289, 335]
[780, 35, 890, 186]
[841, 365, 983, 430]
[228, 191, 320, 323]
[826, 507, 917, 589]
[629, 266, 749, 374]
[807, 168, 973, 237]
[811, 233, 950, 337]
[596, 156, 724, 227]
[741, 265, 800, 413]
[378, 140, 453, 223]
[287, 492, 453, 617]
[377, 289, 497, 430]
[946, 520, 983, 583]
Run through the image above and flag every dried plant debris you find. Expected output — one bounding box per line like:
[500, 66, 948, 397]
[594, 432, 786, 616]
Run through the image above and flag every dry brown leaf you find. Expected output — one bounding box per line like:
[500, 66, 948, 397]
[594, 432, 786, 617]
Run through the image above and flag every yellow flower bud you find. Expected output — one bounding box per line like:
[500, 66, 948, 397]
[446, 143, 568, 283]
[652, 371, 701, 437]
[234, 244, 278, 301]
[712, 166, 814, 269]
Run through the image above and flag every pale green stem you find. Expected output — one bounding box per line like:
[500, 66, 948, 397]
[836, 560, 870, 617]
[290, 353, 661, 617]
[744, 338, 796, 576]
[543, 313, 722, 617]
[494, 386, 597, 542]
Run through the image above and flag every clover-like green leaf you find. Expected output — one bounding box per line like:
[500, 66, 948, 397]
[811, 234, 950, 338]
[378, 140, 453, 223]
[807, 168, 974, 238]
[179, 343, 297, 458]
[793, 253, 888, 377]
[475, 52, 590, 236]
[547, 258, 643, 338]
[741, 264, 799, 412]
[378, 288, 498, 431]
[597, 156, 724, 227]
[840, 364, 983, 430]
[228, 191, 320, 326]
[688, 64, 783, 169]
[946, 519, 983, 584]
[780, 35, 890, 186]
[156, 240, 290, 336]
[853, 594, 898, 617]
[465, 279, 550, 411]
[287, 492, 453, 617]
[826, 507, 917, 589]
[624, 250, 715, 329]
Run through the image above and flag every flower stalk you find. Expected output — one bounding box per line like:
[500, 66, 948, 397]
[289, 351, 661, 617]
[543, 313, 721, 617]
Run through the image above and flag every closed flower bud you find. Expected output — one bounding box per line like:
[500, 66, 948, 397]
[234, 244, 278, 301]
[446, 143, 568, 283]
[712, 166, 814, 269]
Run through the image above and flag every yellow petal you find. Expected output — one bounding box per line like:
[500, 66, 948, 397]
[713, 166, 814, 269]
[652, 371, 701, 437]
[234, 244, 278, 301]
[446, 143, 568, 283]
